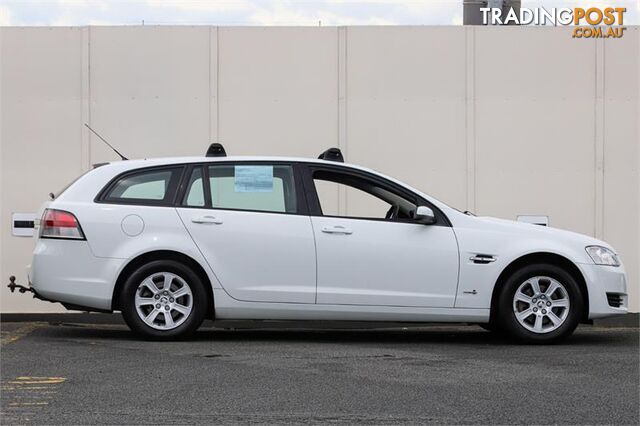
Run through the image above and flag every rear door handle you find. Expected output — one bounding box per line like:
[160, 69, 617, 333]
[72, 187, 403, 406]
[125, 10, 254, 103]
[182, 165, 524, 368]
[321, 225, 352, 235]
[191, 215, 223, 225]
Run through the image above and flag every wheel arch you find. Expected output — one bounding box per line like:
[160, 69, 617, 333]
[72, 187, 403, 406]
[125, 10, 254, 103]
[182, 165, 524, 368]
[489, 252, 589, 323]
[112, 250, 215, 319]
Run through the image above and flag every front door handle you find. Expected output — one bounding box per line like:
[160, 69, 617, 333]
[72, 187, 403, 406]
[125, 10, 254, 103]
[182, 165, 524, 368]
[321, 225, 353, 235]
[191, 215, 223, 225]
[470, 255, 496, 264]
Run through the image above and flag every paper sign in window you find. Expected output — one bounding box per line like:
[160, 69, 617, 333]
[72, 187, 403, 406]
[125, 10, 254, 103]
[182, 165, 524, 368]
[234, 166, 274, 192]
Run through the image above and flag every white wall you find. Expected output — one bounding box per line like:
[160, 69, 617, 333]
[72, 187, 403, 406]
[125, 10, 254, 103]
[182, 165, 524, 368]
[1, 25, 638, 313]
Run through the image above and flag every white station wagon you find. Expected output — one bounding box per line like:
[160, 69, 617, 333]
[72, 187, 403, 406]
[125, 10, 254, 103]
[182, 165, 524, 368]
[13, 145, 628, 342]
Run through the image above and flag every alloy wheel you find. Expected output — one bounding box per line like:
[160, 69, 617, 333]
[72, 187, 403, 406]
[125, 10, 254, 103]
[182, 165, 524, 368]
[134, 272, 193, 330]
[512, 276, 570, 334]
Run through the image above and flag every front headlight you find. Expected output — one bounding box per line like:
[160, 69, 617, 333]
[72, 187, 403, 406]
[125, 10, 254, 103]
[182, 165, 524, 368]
[586, 246, 620, 266]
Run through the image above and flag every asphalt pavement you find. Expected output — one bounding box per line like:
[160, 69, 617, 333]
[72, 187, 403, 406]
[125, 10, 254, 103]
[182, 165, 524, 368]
[1, 321, 638, 425]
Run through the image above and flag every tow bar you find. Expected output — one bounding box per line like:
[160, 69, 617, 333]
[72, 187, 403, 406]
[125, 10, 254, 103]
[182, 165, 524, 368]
[7, 276, 35, 295]
[7, 275, 53, 303]
[7, 275, 108, 312]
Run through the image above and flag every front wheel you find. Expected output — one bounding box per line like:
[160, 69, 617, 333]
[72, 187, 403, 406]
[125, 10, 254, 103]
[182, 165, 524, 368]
[120, 260, 208, 340]
[496, 263, 584, 344]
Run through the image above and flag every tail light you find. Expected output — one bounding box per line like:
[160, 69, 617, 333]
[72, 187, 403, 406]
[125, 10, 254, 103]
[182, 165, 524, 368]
[40, 209, 85, 240]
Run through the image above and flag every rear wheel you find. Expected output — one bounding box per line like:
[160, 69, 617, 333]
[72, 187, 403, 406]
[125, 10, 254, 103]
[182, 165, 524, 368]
[120, 260, 208, 340]
[496, 263, 583, 344]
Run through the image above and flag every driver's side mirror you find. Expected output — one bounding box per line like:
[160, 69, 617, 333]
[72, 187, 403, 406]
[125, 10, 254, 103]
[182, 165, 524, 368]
[415, 206, 436, 224]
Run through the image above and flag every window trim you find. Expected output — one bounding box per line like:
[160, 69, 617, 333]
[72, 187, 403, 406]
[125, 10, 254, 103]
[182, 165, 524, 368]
[95, 161, 451, 226]
[178, 164, 209, 208]
[301, 163, 451, 227]
[175, 161, 309, 216]
[95, 165, 186, 206]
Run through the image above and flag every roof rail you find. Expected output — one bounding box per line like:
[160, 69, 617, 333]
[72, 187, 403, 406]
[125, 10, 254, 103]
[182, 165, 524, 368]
[318, 147, 344, 163]
[206, 143, 226, 157]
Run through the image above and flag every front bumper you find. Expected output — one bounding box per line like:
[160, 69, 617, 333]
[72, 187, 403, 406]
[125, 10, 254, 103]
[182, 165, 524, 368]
[577, 262, 629, 319]
[29, 239, 124, 311]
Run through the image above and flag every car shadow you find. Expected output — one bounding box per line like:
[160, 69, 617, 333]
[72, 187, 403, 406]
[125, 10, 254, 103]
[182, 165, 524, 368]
[35, 321, 636, 347]
[193, 326, 634, 346]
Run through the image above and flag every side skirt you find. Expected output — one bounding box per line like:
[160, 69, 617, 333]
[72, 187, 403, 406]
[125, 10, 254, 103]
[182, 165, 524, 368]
[213, 289, 489, 323]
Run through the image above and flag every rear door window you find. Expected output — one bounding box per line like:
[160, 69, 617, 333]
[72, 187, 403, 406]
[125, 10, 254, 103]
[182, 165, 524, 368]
[182, 164, 298, 214]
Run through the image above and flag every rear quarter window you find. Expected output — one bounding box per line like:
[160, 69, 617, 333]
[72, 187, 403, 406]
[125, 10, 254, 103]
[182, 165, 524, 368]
[100, 167, 184, 205]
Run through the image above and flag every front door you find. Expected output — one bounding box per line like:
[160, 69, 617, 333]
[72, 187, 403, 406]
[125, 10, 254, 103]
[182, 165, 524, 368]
[306, 166, 459, 308]
[177, 162, 316, 304]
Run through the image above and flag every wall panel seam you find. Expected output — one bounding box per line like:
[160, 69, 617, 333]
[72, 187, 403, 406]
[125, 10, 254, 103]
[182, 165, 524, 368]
[81, 26, 91, 171]
[337, 26, 347, 215]
[601, 39, 606, 238]
[208, 26, 211, 144]
[0, 27, 4, 288]
[209, 26, 219, 143]
[465, 26, 477, 214]
[216, 26, 220, 142]
[594, 38, 605, 239]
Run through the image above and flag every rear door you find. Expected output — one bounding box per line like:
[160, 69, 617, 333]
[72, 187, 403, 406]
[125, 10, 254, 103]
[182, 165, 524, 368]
[176, 162, 316, 304]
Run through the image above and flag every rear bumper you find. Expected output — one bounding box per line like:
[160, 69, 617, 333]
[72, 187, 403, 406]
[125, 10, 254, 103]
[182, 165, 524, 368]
[29, 239, 124, 311]
[577, 262, 629, 319]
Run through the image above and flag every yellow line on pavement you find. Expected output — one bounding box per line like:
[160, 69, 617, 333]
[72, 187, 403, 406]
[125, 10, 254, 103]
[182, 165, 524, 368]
[0, 322, 45, 346]
[5, 386, 58, 391]
[8, 402, 49, 406]
[15, 376, 65, 381]
[8, 378, 66, 385]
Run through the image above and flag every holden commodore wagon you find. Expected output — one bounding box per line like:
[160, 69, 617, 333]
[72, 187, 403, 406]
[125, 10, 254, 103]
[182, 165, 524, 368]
[17, 146, 628, 342]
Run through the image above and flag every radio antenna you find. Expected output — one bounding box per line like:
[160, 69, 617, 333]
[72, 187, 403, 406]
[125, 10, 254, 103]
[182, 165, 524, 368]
[84, 123, 128, 160]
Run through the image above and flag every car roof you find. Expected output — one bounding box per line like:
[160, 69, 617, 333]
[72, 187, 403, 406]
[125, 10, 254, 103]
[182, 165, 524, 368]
[100, 155, 364, 172]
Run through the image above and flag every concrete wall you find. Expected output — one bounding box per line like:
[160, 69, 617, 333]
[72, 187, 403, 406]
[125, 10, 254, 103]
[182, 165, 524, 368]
[1, 26, 638, 313]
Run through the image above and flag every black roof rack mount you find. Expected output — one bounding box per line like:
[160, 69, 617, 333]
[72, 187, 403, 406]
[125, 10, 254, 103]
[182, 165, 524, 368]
[318, 147, 344, 163]
[206, 143, 226, 157]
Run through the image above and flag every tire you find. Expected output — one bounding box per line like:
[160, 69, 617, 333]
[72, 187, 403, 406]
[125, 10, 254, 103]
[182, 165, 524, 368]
[120, 260, 208, 340]
[496, 263, 583, 344]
